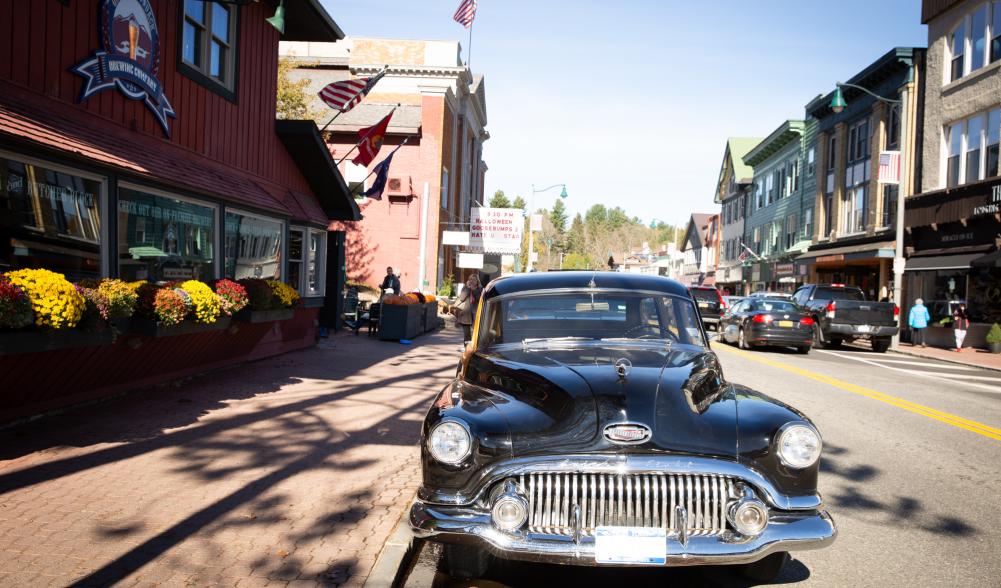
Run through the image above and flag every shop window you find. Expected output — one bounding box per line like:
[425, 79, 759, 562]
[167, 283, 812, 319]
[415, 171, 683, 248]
[308, 229, 326, 296]
[118, 186, 216, 281]
[224, 210, 283, 280]
[286, 227, 326, 297]
[0, 154, 104, 281]
[180, 0, 238, 97]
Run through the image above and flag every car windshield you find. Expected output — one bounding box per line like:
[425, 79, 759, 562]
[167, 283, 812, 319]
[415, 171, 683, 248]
[750, 300, 798, 313]
[477, 290, 707, 350]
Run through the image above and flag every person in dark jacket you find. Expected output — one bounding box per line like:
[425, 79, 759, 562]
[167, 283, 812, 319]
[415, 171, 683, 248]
[380, 267, 400, 297]
[953, 303, 970, 352]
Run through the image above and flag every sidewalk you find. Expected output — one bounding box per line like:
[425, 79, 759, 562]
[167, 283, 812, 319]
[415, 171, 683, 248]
[0, 326, 462, 587]
[892, 343, 1001, 373]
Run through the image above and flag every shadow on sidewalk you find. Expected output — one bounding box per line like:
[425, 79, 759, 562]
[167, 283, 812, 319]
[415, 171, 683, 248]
[0, 328, 463, 585]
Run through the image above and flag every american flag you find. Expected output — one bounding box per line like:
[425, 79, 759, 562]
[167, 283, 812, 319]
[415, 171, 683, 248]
[737, 249, 749, 263]
[878, 150, 901, 184]
[318, 69, 386, 113]
[453, 0, 477, 28]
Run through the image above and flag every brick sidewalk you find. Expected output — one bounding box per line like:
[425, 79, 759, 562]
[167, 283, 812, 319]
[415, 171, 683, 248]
[0, 327, 462, 587]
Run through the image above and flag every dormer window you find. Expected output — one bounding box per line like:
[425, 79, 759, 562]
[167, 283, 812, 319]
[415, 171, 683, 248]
[180, 1, 238, 98]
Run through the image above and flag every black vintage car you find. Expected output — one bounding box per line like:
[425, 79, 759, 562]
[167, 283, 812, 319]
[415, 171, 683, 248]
[720, 297, 815, 354]
[411, 272, 835, 581]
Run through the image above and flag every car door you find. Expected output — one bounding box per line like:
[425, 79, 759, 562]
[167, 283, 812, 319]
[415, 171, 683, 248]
[721, 300, 745, 342]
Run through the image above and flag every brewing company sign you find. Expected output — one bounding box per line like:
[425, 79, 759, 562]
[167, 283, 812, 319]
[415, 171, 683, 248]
[468, 208, 523, 254]
[72, 0, 176, 136]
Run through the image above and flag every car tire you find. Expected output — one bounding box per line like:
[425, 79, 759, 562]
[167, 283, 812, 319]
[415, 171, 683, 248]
[738, 325, 750, 350]
[871, 337, 891, 353]
[812, 324, 827, 349]
[442, 543, 491, 580]
[828, 338, 843, 349]
[797, 345, 811, 354]
[739, 551, 790, 582]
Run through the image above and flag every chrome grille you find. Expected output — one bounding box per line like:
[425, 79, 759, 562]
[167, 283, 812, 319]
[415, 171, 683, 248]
[519, 472, 736, 537]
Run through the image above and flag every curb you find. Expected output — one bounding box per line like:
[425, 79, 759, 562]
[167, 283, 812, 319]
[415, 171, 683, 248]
[363, 502, 420, 588]
[890, 347, 1001, 373]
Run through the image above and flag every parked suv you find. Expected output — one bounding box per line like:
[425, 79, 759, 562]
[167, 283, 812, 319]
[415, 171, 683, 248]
[792, 284, 899, 352]
[689, 285, 726, 330]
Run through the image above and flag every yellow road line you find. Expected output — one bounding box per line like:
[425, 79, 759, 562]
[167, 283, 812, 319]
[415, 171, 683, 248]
[715, 344, 1001, 442]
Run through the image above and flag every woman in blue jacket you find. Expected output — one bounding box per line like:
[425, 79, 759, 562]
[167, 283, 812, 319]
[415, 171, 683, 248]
[908, 298, 931, 347]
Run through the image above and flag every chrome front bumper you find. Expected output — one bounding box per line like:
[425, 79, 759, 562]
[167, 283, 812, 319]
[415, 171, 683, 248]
[410, 500, 836, 567]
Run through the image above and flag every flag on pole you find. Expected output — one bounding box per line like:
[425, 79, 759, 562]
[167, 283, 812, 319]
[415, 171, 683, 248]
[737, 249, 749, 263]
[318, 69, 386, 113]
[878, 150, 901, 184]
[352, 111, 394, 167]
[453, 0, 477, 28]
[363, 151, 397, 200]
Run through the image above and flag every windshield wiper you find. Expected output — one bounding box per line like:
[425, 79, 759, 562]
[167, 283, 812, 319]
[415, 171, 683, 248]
[522, 336, 594, 349]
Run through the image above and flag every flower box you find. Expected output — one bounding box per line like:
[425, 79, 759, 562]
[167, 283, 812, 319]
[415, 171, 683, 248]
[233, 308, 296, 323]
[0, 328, 114, 356]
[130, 316, 232, 338]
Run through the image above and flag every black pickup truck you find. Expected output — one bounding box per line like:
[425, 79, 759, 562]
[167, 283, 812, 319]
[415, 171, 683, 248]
[792, 284, 899, 352]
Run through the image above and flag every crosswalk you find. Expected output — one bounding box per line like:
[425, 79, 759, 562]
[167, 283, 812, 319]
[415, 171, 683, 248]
[815, 349, 1001, 394]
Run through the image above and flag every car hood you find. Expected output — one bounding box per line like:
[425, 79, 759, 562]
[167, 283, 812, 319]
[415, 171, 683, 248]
[463, 344, 737, 458]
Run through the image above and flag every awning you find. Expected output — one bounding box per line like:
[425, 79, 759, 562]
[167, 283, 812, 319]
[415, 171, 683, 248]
[796, 241, 895, 262]
[972, 249, 1001, 268]
[283, 0, 345, 42]
[905, 252, 986, 271]
[275, 120, 360, 221]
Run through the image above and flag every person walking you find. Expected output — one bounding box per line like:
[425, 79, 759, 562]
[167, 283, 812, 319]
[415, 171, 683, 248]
[454, 274, 483, 347]
[908, 298, 931, 348]
[952, 303, 970, 352]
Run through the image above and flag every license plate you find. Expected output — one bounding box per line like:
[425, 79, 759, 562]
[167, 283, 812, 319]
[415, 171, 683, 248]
[777, 320, 794, 328]
[698, 302, 708, 308]
[857, 325, 871, 333]
[594, 526, 667, 565]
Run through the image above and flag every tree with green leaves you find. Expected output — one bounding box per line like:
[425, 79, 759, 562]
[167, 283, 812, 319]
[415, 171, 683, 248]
[512, 196, 527, 213]
[489, 190, 511, 208]
[550, 199, 568, 235]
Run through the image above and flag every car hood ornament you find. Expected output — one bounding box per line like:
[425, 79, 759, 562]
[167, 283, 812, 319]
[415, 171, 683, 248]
[614, 357, 632, 379]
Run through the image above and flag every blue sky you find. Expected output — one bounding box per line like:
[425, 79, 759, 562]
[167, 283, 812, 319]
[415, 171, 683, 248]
[319, 0, 927, 227]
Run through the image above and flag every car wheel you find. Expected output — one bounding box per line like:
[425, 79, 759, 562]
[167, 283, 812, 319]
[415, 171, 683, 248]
[738, 325, 750, 350]
[442, 543, 491, 580]
[739, 552, 790, 582]
[797, 345, 811, 355]
[871, 337, 891, 353]
[812, 324, 827, 349]
[828, 338, 843, 349]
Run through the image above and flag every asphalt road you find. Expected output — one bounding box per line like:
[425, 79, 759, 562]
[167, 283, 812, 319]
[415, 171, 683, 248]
[399, 340, 1001, 587]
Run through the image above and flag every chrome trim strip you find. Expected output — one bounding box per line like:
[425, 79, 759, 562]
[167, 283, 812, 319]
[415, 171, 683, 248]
[419, 454, 823, 511]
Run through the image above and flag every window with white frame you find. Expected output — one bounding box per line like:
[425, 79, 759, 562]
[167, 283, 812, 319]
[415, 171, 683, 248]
[842, 185, 866, 235]
[181, 0, 238, 93]
[791, 158, 800, 192]
[946, 107, 1001, 187]
[785, 213, 797, 249]
[308, 229, 326, 296]
[803, 208, 814, 239]
[753, 226, 761, 254]
[807, 147, 816, 176]
[766, 173, 774, 205]
[755, 180, 763, 209]
[947, 3, 1001, 83]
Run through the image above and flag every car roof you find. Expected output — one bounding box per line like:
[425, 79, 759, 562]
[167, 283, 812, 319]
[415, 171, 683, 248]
[482, 271, 691, 301]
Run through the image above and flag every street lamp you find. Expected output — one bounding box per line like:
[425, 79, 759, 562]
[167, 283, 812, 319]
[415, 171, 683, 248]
[829, 66, 913, 348]
[527, 183, 568, 272]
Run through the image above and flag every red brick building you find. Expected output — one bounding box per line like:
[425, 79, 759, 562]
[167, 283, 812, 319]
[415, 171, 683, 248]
[281, 38, 489, 293]
[0, 0, 358, 421]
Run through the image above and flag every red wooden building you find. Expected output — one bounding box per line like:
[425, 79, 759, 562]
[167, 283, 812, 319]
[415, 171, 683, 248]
[0, 0, 358, 422]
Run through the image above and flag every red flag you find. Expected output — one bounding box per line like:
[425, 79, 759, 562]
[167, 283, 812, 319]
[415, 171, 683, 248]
[352, 111, 393, 167]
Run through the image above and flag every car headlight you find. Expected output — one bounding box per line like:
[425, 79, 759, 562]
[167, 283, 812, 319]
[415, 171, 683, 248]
[776, 422, 822, 468]
[427, 420, 472, 465]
